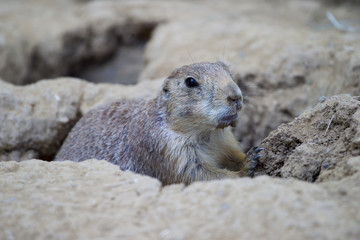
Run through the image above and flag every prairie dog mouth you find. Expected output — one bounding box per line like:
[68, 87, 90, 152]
[217, 113, 238, 129]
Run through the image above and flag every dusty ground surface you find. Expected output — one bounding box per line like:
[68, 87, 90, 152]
[1, 159, 359, 240]
[1, 0, 360, 239]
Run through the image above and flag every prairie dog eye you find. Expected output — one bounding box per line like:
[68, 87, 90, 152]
[185, 77, 199, 88]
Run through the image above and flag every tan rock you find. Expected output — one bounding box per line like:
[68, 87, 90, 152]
[0, 78, 83, 160]
[0, 77, 162, 161]
[0, 159, 359, 240]
[80, 77, 162, 113]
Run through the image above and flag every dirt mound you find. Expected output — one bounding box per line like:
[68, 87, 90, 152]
[255, 95, 360, 182]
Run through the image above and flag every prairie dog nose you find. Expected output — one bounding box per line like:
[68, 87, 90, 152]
[227, 85, 243, 103]
[226, 84, 243, 111]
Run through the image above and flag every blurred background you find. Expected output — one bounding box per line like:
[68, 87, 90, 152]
[0, 0, 359, 152]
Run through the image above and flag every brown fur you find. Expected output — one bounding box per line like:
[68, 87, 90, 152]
[55, 62, 249, 185]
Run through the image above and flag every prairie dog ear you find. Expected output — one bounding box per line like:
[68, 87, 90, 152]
[216, 61, 230, 72]
[162, 78, 170, 100]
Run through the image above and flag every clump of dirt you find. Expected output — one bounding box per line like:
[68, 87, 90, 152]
[254, 94, 360, 182]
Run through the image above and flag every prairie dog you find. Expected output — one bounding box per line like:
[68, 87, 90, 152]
[55, 62, 262, 184]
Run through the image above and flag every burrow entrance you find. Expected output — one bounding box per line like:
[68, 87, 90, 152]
[27, 21, 157, 85]
[72, 44, 146, 85]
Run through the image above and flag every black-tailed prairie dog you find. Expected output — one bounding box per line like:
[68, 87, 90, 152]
[55, 62, 262, 184]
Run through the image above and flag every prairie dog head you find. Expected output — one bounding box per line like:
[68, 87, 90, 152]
[160, 61, 243, 134]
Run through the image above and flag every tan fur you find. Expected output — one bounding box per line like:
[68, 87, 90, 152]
[55, 62, 249, 185]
